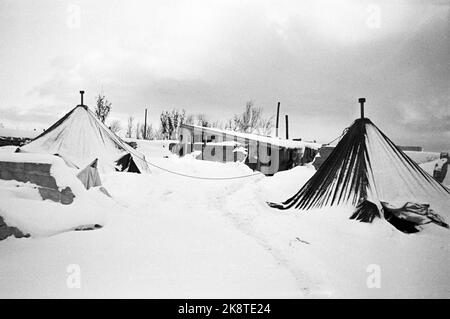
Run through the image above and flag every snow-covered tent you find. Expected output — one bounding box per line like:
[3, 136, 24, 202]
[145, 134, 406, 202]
[20, 105, 150, 173]
[268, 117, 450, 233]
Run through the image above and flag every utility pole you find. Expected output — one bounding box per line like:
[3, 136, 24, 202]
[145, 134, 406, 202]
[275, 101, 280, 138]
[144, 108, 148, 139]
[358, 98, 366, 119]
[285, 114, 289, 139]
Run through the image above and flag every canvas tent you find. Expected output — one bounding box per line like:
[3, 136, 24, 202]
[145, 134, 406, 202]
[20, 105, 150, 174]
[268, 117, 450, 233]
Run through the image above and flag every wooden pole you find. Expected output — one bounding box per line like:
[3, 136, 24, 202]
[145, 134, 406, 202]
[144, 108, 148, 139]
[285, 114, 289, 139]
[275, 101, 280, 138]
[358, 98, 366, 119]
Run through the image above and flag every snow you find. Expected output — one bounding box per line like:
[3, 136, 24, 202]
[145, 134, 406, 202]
[123, 138, 176, 158]
[0, 143, 449, 298]
[0, 127, 39, 139]
[0, 153, 108, 236]
[420, 158, 446, 176]
[0, 145, 20, 153]
[225, 166, 450, 298]
[405, 151, 441, 164]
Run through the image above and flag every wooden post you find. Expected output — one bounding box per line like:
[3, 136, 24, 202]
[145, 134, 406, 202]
[191, 128, 194, 153]
[285, 114, 289, 139]
[234, 135, 238, 162]
[358, 98, 366, 119]
[144, 108, 148, 139]
[275, 101, 280, 138]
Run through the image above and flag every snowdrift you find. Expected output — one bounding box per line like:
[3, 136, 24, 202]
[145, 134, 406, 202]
[0, 153, 109, 237]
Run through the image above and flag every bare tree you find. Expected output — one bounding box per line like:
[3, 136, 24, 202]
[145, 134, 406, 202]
[232, 101, 262, 133]
[197, 113, 210, 127]
[256, 116, 274, 136]
[135, 122, 142, 139]
[185, 114, 195, 125]
[126, 116, 134, 138]
[210, 120, 224, 129]
[159, 109, 186, 139]
[224, 118, 238, 131]
[229, 101, 273, 135]
[140, 123, 155, 140]
[109, 120, 122, 134]
[153, 127, 165, 140]
[95, 94, 112, 123]
[160, 111, 169, 139]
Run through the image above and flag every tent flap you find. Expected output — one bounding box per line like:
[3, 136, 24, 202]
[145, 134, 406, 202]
[76, 158, 102, 189]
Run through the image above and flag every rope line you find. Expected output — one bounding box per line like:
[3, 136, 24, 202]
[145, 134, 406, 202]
[97, 107, 262, 180]
[322, 127, 350, 147]
[121, 125, 350, 180]
[126, 147, 263, 180]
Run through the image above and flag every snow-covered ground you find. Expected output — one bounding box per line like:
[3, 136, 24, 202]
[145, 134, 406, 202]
[0, 142, 449, 298]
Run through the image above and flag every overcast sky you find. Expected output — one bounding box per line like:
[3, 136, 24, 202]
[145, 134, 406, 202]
[0, 0, 448, 150]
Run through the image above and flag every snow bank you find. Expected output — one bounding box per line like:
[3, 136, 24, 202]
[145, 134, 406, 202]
[0, 182, 109, 236]
[124, 138, 176, 158]
[0, 145, 19, 153]
[0, 153, 109, 236]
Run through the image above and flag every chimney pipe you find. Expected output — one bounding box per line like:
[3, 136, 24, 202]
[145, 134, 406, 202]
[80, 90, 85, 106]
[358, 97, 366, 119]
[285, 114, 289, 139]
[275, 101, 280, 138]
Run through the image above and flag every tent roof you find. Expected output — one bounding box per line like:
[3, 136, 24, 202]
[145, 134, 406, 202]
[21, 105, 150, 173]
[269, 118, 450, 232]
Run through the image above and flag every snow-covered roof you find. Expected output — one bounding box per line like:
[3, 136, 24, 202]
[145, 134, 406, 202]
[197, 140, 242, 147]
[181, 124, 321, 150]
